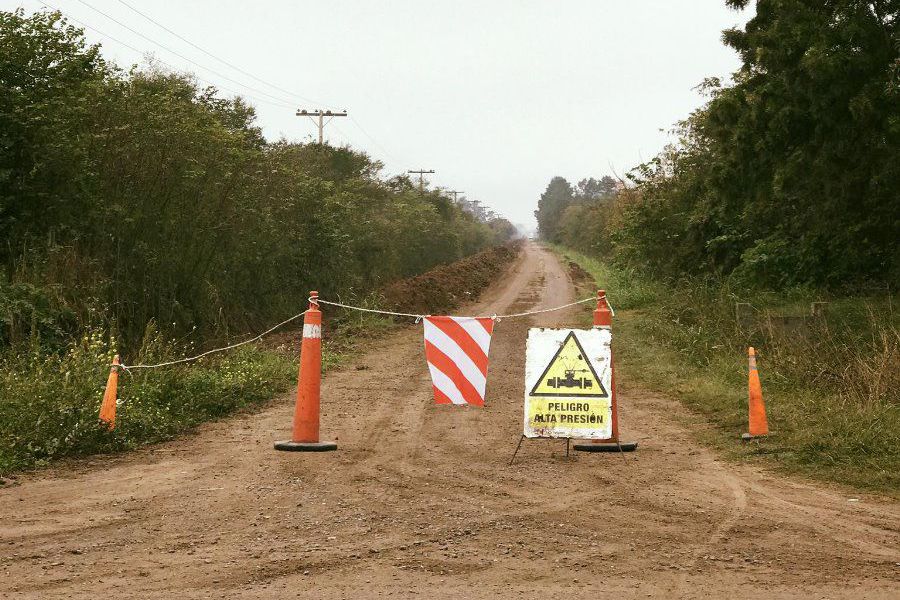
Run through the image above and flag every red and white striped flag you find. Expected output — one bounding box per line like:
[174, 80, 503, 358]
[423, 316, 494, 406]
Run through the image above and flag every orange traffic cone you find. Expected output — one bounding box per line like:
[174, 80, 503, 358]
[275, 291, 337, 452]
[742, 346, 769, 440]
[99, 355, 119, 430]
[575, 290, 637, 453]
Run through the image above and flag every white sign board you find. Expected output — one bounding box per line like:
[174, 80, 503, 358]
[524, 328, 612, 439]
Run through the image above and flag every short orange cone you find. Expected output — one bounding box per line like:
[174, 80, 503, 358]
[275, 291, 337, 452]
[742, 346, 769, 440]
[99, 354, 120, 430]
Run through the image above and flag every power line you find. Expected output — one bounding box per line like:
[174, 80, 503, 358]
[111, 1, 401, 161]
[113, 0, 334, 109]
[349, 115, 399, 163]
[108, 1, 400, 161]
[37, 1, 296, 110]
[72, 0, 302, 108]
[36, 1, 398, 161]
[330, 122, 356, 148]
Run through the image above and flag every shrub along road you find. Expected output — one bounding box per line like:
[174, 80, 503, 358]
[1, 242, 898, 598]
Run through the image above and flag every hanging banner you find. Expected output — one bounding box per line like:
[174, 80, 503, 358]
[423, 316, 494, 406]
[524, 328, 612, 439]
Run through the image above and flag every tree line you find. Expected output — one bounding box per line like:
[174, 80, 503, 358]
[537, 0, 898, 289]
[0, 9, 515, 352]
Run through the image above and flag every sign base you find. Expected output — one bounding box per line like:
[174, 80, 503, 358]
[573, 440, 637, 452]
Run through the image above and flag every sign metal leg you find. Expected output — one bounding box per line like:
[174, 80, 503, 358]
[509, 435, 525, 465]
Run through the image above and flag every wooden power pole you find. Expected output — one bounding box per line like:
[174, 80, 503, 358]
[296, 109, 348, 144]
[407, 169, 435, 193]
[446, 190, 464, 203]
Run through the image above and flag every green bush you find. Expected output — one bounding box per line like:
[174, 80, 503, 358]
[0, 9, 515, 350]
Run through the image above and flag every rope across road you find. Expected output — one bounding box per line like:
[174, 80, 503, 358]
[314, 295, 612, 321]
[119, 310, 310, 372]
[119, 295, 613, 371]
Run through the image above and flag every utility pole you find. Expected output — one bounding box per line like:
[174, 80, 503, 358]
[446, 190, 464, 203]
[296, 109, 348, 144]
[407, 169, 435, 193]
[469, 199, 486, 221]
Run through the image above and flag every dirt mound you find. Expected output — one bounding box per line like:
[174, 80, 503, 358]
[566, 259, 592, 285]
[380, 241, 522, 315]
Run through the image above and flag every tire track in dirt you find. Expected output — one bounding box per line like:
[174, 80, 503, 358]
[2, 241, 899, 599]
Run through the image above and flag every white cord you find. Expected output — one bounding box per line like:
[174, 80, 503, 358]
[492, 296, 598, 319]
[315, 295, 610, 320]
[117, 293, 615, 370]
[120, 309, 309, 371]
[605, 298, 616, 317]
[314, 299, 426, 319]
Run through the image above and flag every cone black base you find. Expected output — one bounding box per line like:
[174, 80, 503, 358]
[274, 440, 337, 452]
[573, 441, 638, 452]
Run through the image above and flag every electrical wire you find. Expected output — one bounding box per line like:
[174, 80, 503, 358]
[38, 0, 297, 109]
[113, 0, 335, 109]
[72, 0, 302, 108]
[36, 2, 415, 170]
[349, 115, 400, 163]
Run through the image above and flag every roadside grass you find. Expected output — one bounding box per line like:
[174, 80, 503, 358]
[0, 310, 402, 479]
[0, 307, 397, 477]
[554, 246, 900, 496]
[0, 335, 290, 475]
[0, 242, 519, 478]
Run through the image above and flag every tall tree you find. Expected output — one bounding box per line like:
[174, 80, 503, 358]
[617, 0, 900, 286]
[0, 9, 111, 273]
[534, 176, 574, 242]
[575, 176, 617, 201]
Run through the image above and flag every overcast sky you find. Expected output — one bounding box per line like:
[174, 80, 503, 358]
[18, 0, 753, 228]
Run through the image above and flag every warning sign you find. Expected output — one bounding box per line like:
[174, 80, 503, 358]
[529, 331, 608, 397]
[524, 328, 612, 439]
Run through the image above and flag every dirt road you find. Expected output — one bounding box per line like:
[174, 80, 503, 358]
[2, 242, 898, 599]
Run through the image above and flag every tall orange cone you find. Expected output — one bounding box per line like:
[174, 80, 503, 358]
[275, 291, 337, 452]
[742, 346, 769, 440]
[99, 355, 119, 430]
[575, 290, 637, 453]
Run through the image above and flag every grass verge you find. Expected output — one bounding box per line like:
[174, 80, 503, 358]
[554, 245, 900, 496]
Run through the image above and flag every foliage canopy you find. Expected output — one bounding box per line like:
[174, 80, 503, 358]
[537, 0, 899, 288]
[0, 9, 514, 350]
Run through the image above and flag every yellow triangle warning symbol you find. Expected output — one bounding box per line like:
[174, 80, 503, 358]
[530, 331, 608, 397]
